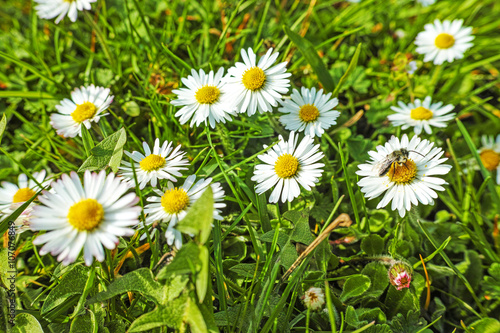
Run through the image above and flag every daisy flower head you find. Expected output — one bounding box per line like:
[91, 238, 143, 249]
[0, 171, 50, 232]
[478, 135, 500, 184]
[171, 68, 236, 128]
[225, 48, 291, 116]
[356, 134, 452, 217]
[388, 96, 455, 135]
[415, 19, 474, 65]
[119, 138, 189, 190]
[251, 131, 325, 203]
[302, 287, 325, 311]
[34, 0, 96, 24]
[143, 175, 226, 248]
[30, 171, 141, 266]
[279, 87, 340, 138]
[50, 84, 113, 138]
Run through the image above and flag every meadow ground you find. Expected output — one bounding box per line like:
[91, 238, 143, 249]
[1, 0, 500, 332]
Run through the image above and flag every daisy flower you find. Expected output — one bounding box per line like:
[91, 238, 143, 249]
[34, 0, 96, 24]
[302, 287, 325, 311]
[388, 96, 455, 135]
[477, 135, 500, 184]
[251, 131, 325, 203]
[279, 87, 340, 138]
[0, 170, 50, 233]
[143, 175, 226, 248]
[415, 19, 474, 65]
[0, 171, 50, 232]
[171, 68, 236, 128]
[30, 171, 141, 266]
[225, 48, 291, 116]
[356, 134, 452, 217]
[119, 138, 189, 190]
[50, 84, 113, 138]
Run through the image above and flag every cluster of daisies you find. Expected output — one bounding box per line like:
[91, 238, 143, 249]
[4, 0, 493, 269]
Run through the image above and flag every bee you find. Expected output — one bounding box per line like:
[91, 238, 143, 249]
[374, 148, 424, 177]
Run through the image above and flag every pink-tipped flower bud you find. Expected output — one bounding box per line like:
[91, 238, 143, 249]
[388, 261, 413, 290]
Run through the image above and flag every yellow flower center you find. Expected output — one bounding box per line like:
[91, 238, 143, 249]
[274, 154, 299, 179]
[67, 199, 104, 231]
[434, 33, 455, 49]
[387, 159, 418, 184]
[195, 85, 220, 104]
[71, 101, 97, 123]
[299, 104, 320, 123]
[13, 188, 36, 203]
[242, 67, 266, 91]
[140, 154, 166, 172]
[480, 149, 500, 171]
[410, 106, 433, 120]
[161, 188, 190, 214]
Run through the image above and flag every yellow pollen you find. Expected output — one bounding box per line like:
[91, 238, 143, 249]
[480, 149, 500, 171]
[67, 199, 104, 231]
[434, 33, 455, 49]
[387, 159, 418, 184]
[140, 154, 166, 172]
[71, 102, 97, 123]
[195, 85, 220, 104]
[13, 188, 36, 203]
[161, 188, 190, 214]
[274, 154, 299, 179]
[242, 67, 266, 91]
[410, 106, 433, 120]
[299, 104, 320, 123]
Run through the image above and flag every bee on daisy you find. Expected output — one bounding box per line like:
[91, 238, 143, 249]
[142, 175, 226, 249]
[252, 131, 325, 203]
[225, 47, 291, 116]
[477, 135, 500, 184]
[415, 19, 474, 65]
[50, 84, 114, 138]
[0, 171, 50, 232]
[119, 138, 189, 190]
[33, 0, 96, 24]
[171, 68, 236, 128]
[279, 87, 340, 138]
[30, 171, 141, 266]
[356, 134, 452, 217]
[388, 96, 455, 135]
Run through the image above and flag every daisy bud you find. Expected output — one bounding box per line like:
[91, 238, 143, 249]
[302, 287, 325, 311]
[388, 261, 413, 290]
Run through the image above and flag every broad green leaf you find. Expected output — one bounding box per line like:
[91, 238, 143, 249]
[185, 297, 208, 333]
[41, 265, 91, 315]
[78, 127, 127, 173]
[361, 262, 389, 298]
[283, 210, 315, 245]
[122, 101, 140, 117]
[12, 313, 44, 333]
[384, 288, 418, 319]
[0, 247, 14, 288]
[69, 310, 97, 333]
[156, 243, 202, 280]
[88, 268, 165, 305]
[345, 305, 365, 328]
[196, 245, 209, 303]
[468, 318, 500, 332]
[128, 292, 189, 332]
[176, 186, 214, 245]
[340, 275, 371, 302]
[0, 113, 6, 144]
[229, 263, 259, 279]
[332, 43, 362, 97]
[361, 234, 385, 256]
[283, 25, 335, 92]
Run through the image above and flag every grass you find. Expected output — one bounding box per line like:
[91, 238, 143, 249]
[1, 0, 500, 332]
